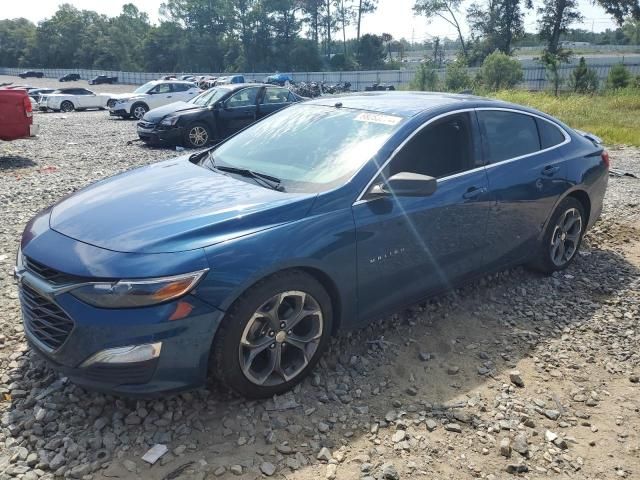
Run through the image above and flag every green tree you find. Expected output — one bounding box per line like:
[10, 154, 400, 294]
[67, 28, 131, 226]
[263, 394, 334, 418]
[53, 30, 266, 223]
[414, 0, 468, 58]
[480, 50, 523, 89]
[355, 0, 378, 44]
[622, 18, 640, 44]
[357, 33, 385, 68]
[411, 60, 440, 90]
[538, 0, 582, 54]
[594, 0, 640, 25]
[568, 57, 599, 93]
[0, 19, 36, 67]
[539, 49, 571, 96]
[607, 62, 632, 88]
[444, 59, 471, 91]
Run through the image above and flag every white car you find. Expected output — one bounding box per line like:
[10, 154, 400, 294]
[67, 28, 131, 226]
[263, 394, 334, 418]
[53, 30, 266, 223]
[108, 80, 201, 120]
[38, 88, 111, 112]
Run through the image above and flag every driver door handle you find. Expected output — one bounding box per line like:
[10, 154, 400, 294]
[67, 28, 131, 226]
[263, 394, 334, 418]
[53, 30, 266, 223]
[463, 186, 487, 199]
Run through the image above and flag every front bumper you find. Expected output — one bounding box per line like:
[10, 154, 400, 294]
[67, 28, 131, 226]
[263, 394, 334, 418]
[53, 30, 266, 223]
[29, 124, 39, 137]
[110, 108, 130, 117]
[137, 124, 183, 146]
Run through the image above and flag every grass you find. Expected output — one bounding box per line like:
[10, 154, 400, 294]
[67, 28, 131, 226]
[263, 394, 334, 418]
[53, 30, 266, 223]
[489, 89, 640, 146]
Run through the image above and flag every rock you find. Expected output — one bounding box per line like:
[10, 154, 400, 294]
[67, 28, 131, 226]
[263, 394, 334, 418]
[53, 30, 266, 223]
[629, 374, 639, 384]
[326, 463, 337, 479]
[499, 437, 511, 458]
[506, 463, 529, 474]
[318, 422, 330, 433]
[425, 419, 438, 431]
[213, 466, 226, 476]
[544, 409, 561, 420]
[509, 370, 525, 388]
[49, 452, 66, 470]
[69, 463, 91, 478]
[512, 433, 529, 457]
[419, 352, 431, 361]
[230, 465, 243, 475]
[405, 386, 418, 396]
[260, 462, 276, 476]
[122, 460, 137, 473]
[447, 365, 460, 375]
[392, 430, 407, 443]
[381, 462, 400, 480]
[545, 430, 558, 442]
[317, 447, 332, 462]
[444, 423, 462, 433]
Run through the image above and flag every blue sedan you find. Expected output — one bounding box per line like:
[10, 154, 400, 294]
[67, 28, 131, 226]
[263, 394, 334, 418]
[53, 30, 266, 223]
[16, 92, 608, 398]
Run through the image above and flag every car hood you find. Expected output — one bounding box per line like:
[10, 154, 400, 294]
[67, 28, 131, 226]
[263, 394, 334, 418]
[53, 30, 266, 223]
[144, 101, 204, 122]
[107, 92, 135, 100]
[50, 157, 316, 254]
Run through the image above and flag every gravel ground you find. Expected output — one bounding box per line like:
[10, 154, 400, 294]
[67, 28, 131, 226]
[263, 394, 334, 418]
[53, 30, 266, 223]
[1, 74, 639, 480]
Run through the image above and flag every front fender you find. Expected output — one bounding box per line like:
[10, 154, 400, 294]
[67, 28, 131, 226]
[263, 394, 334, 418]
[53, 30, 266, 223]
[198, 207, 358, 330]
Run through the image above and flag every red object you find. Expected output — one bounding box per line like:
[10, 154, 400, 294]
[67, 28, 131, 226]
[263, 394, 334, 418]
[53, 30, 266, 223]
[0, 88, 38, 141]
[601, 150, 610, 169]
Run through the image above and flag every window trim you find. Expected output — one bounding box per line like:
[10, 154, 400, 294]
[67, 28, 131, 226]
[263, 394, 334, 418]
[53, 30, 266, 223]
[261, 87, 291, 105]
[353, 107, 571, 205]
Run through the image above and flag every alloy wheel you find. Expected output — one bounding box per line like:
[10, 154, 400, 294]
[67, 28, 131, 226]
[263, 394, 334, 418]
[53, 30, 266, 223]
[133, 106, 147, 119]
[60, 101, 73, 112]
[550, 207, 582, 267]
[188, 126, 209, 147]
[238, 291, 323, 386]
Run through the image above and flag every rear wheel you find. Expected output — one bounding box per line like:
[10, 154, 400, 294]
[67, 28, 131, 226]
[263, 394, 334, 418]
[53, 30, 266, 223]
[60, 101, 74, 113]
[184, 123, 211, 148]
[528, 197, 585, 273]
[212, 270, 333, 398]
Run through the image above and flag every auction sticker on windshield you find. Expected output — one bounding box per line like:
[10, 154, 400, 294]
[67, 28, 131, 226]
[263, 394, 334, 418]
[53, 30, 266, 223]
[354, 112, 402, 126]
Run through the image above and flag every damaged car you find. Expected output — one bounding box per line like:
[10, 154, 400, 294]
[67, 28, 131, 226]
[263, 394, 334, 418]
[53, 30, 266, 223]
[108, 80, 201, 120]
[137, 84, 302, 148]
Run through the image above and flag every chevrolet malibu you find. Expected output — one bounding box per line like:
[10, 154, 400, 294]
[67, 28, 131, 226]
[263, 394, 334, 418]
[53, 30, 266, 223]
[16, 93, 608, 398]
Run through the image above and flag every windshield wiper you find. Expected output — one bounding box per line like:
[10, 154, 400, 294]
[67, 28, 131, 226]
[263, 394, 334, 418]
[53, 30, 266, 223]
[189, 147, 215, 164]
[216, 165, 284, 192]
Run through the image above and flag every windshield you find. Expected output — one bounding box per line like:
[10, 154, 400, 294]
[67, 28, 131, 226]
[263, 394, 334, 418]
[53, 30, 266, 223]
[210, 104, 405, 193]
[190, 87, 229, 106]
[134, 81, 156, 94]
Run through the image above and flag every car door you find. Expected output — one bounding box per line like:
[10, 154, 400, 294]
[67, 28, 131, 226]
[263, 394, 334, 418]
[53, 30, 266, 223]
[82, 89, 101, 108]
[477, 109, 570, 267]
[218, 86, 261, 137]
[69, 89, 88, 108]
[147, 83, 173, 109]
[257, 87, 292, 119]
[352, 112, 493, 320]
[171, 82, 198, 102]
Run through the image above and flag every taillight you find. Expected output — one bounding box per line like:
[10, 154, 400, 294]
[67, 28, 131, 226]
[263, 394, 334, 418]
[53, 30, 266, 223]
[23, 96, 33, 118]
[601, 150, 610, 169]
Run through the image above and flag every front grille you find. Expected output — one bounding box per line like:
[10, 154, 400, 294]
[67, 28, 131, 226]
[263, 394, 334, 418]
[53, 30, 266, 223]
[20, 283, 74, 350]
[137, 121, 155, 129]
[24, 256, 80, 285]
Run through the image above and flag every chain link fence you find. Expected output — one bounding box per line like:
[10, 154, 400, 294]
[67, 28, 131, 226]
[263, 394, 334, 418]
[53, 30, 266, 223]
[2, 63, 639, 91]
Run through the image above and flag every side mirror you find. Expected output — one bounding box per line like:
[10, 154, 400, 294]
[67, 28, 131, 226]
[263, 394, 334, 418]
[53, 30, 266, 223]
[370, 172, 437, 197]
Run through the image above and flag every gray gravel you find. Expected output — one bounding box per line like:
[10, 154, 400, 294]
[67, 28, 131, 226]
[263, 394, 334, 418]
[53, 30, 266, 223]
[1, 80, 639, 479]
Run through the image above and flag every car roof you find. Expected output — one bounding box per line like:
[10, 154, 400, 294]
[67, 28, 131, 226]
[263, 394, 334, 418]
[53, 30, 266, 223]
[305, 91, 524, 118]
[149, 80, 198, 85]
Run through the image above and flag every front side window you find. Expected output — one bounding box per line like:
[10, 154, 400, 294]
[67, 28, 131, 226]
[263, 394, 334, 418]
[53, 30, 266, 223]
[478, 110, 540, 163]
[134, 81, 155, 94]
[208, 104, 405, 192]
[226, 87, 260, 108]
[150, 84, 172, 94]
[386, 113, 475, 179]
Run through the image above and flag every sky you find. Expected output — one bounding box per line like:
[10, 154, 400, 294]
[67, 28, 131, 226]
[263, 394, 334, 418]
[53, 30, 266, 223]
[0, 0, 620, 41]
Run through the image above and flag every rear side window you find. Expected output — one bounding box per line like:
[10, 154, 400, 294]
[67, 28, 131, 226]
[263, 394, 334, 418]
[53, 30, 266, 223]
[536, 118, 565, 149]
[478, 111, 540, 163]
[172, 83, 191, 92]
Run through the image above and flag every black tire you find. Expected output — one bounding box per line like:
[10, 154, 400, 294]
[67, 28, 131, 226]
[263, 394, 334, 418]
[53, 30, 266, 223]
[106, 99, 117, 108]
[60, 101, 74, 113]
[183, 122, 211, 148]
[130, 102, 149, 120]
[528, 197, 586, 274]
[212, 270, 333, 398]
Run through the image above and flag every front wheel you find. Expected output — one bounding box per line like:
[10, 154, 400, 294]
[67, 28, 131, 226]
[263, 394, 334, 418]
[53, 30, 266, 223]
[184, 123, 211, 148]
[528, 197, 585, 273]
[211, 270, 333, 398]
[60, 101, 74, 113]
[130, 102, 148, 120]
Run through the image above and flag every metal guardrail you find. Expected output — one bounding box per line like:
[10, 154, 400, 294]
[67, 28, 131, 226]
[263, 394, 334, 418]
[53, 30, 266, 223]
[1, 63, 638, 91]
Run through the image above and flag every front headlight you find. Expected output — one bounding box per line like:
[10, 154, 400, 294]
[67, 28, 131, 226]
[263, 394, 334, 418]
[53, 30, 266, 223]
[160, 116, 179, 126]
[70, 269, 208, 309]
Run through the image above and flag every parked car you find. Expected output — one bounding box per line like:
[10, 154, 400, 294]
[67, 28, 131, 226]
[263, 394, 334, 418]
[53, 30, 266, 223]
[38, 88, 111, 112]
[89, 75, 118, 85]
[0, 88, 38, 140]
[180, 75, 196, 81]
[59, 73, 81, 82]
[215, 75, 245, 85]
[137, 84, 302, 148]
[265, 73, 293, 86]
[18, 71, 44, 79]
[15, 92, 608, 398]
[108, 80, 201, 120]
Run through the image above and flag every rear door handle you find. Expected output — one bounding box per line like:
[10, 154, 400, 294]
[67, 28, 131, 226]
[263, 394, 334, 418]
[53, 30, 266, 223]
[541, 165, 560, 176]
[463, 186, 487, 199]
